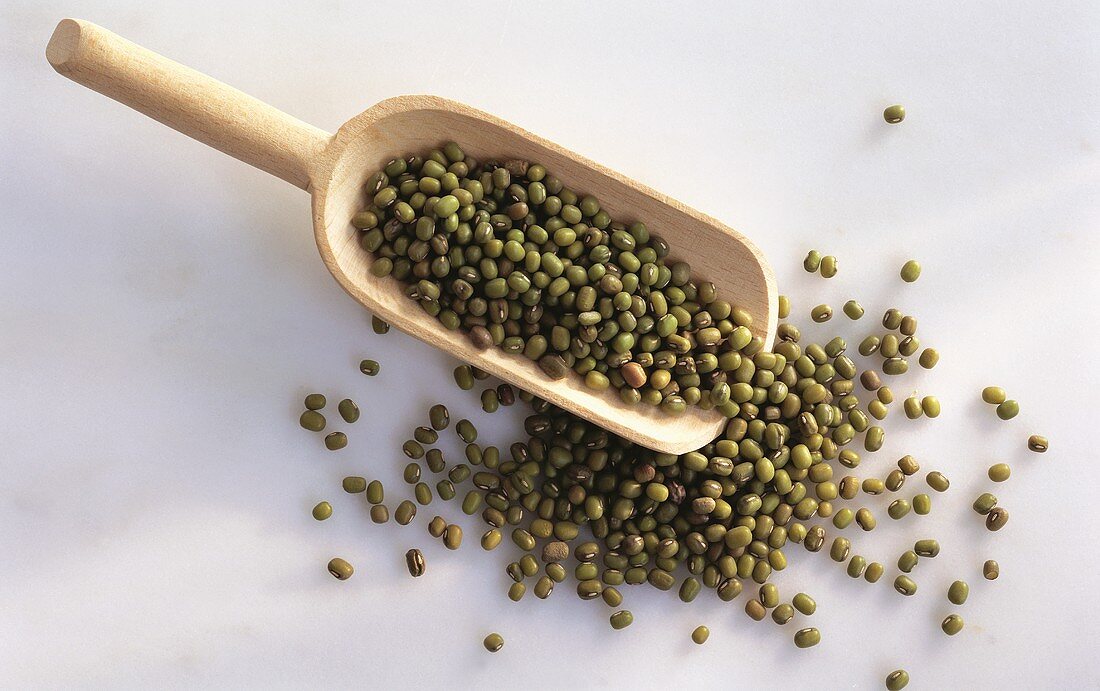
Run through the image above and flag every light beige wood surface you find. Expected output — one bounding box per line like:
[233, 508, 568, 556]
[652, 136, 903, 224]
[46, 18, 777, 454]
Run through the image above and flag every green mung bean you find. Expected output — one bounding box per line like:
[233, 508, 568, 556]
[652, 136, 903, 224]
[429, 404, 450, 430]
[888, 499, 911, 520]
[982, 386, 1006, 404]
[299, 410, 325, 432]
[405, 548, 425, 577]
[443, 524, 463, 549]
[480, 528, 502, 551]
[830, 537, 851, 562]
[427, 515, 446, 538]
[897, 455, 920, 475]
[864, 561, 884, 583]
[1027, 435, 1048, 452]
[914, 539, 940, 557]
[304, 393, 326, 410]
[973, 492, 998, 515]
[883, 104, 906, 123]
[803, 250, 822, 272]
[986, 507, 1009, 531]
[913, 493, 931, 515]
[926, 471, 950, 492]
[533, 576, 554, 599]
[371, 316, 389, 334]
[794, 627, 821, 648]
[453, 366, 475, 390]
[921, 396, 940, 417]
[426, 449, 446, 473]
[483, 633, 504, 652]
[885, 469, 905, 492]
[610, 610, 634, 630]
[820, 256, 837, 278]
[898, 551, 918, 573]
[899, 260, 921, 282]
[366, 480, 384, 504]
[311, 501, 332, 521]
[918, 348, 939, 369]
[718, 578, 743, 602]
[508, 582, 526, 601]
[691, 625, 710, 644]
[324, 432, 347, 451]
[996, 400, 1019, 420]
[846, 555, 867, 578]
[745, 599, 767, 621]
[413, 426, 438, 445]
[337, 399, 359, 423]
[778, 295, 791, 319]
[792, 593, 816, 615]
[342, 476, 366, 494]
[893, 575, 917, 596]
[772, 603, 794, 625]
[370, 504, 389, 523]
[456, 419, 477, 443]
[941, 614, 964, 636]
[883, 309, 903, 330]
[883, 357, 908, 375]
[811, 304, 833, 322]
[983, 560, 1000, 580]
[903, 396, 922, 419]
[885, 670, 910, 690]
[856, 508, 876, 531]
[327, 557, 353, 580]
[863, 478, 886, 495]
[395, 500, 417, 525]
[988, 463, 1011, 482]
[842, 300, 864, 319]
[359, 359, 380, 376]
[948, 580, 969, 605]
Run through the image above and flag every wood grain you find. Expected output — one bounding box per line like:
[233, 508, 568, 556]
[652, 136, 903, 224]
[47, 18, 777, 454]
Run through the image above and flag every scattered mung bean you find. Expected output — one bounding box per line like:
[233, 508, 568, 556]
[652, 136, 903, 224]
[988, 463, 1011, 482]
[338, 399, 359, 423]
[899, 260, 921, 282]
[1027, 435, 1048, 452]
[324, 432, 347, 450]
[691, 625, 710, 644]
[941, 614, 964, 636]
[893, 575, 917, 596]
[794, 627, 821, 648]
[885, 669, 910, 690]
[986, 507, 1009, 531]
[883, 105, 906, 124]
[300, 410, 325, 432]
[405, 548, 425, 577]
[983, 560, 1000, 580]
[327, 557, 353, 580]
[610, 610, 634, 630]
[948, 580, 969, 605]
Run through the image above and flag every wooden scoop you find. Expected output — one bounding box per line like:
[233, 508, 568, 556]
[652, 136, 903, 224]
[47, 18, 776, 454]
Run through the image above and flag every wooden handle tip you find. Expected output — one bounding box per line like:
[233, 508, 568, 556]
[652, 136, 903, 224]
[46, 18, 83, 71]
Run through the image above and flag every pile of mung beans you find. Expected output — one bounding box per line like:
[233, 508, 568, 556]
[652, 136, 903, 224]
[298, 146, 1047, 689]
[351, 143, 769, 417]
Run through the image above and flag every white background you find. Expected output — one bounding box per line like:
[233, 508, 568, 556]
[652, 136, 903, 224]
[3, 1, 1099, 688]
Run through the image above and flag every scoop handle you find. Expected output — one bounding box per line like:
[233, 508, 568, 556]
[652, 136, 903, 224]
[46, 18, 331, 191]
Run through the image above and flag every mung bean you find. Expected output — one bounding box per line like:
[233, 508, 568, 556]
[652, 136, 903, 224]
[941, 614, 964, 636]
[794, 627, 821, 648]
[327, 557, 353, 580]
